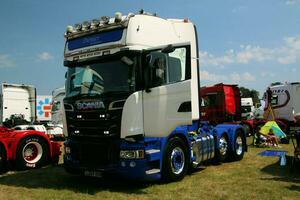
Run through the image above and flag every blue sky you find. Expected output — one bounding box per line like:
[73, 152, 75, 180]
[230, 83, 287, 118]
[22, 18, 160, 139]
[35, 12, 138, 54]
[0, 0, 299, 96]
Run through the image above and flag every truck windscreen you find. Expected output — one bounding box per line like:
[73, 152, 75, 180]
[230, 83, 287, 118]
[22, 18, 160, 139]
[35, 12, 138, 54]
[65, 56, 136, 98]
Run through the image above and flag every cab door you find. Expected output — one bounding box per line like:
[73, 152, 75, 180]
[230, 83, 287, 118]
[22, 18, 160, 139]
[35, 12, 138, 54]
[142, 44, 192, 138]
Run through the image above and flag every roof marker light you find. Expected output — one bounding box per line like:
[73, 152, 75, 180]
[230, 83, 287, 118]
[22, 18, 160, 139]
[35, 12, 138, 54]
[91, 19, 100, 28]
[82, 21, 91, 30]
[66, 25, 74, 34]
[115, 12, 122, 23]
[127, 13, 135, 18]
[101, 16, 110, 24]
[74, 23, 82, 31]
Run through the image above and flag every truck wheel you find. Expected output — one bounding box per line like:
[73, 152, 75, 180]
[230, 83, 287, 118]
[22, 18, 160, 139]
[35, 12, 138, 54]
[232, 130, 246, 161]
[0, 145, 7, 173]
[215, 134, 229, 163]
[16, 136, 49, 170]
[162, 137, 189, 182]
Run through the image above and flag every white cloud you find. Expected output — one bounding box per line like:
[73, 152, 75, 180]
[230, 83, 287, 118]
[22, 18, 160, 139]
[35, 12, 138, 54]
[230, 72, 241, 82]
[243, 72, 256, 81]
[37, 52, 54, 61]
[200, 36, 300, 67]
[200, 70, 255, 83]
[286, 0, 300, 5]
[200, 70, 227, 82]
[260, 71, 276, 78]
[0, 54, 14, 68]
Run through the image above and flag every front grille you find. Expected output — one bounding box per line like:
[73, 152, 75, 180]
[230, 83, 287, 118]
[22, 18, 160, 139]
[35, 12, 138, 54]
[66, 109, 121, 138]
[71, 141, 120, 168]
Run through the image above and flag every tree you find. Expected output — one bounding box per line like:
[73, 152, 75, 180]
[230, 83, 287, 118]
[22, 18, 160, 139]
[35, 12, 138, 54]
[270, 82, 282, 86]
[239, 87, 260, 105]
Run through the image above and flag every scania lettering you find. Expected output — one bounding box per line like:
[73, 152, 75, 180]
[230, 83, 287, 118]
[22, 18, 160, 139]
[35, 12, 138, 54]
[63, 11, 247, 181]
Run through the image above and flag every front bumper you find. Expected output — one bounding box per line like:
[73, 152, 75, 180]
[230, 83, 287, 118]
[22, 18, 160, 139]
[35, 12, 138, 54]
[63, 138, 162, 181]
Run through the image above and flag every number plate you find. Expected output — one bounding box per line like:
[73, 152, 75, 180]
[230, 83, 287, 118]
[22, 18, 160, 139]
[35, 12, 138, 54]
[84, 170, 102, 178]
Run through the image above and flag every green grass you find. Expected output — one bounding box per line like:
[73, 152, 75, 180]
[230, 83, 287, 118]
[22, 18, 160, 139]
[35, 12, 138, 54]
[0, 138, 300, 200]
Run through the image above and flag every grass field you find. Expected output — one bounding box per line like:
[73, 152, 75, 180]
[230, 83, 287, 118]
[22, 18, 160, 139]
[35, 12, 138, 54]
[0, 138, 299, 200]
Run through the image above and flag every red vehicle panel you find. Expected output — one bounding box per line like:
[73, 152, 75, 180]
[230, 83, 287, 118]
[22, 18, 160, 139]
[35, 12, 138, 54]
[200, 83, 241, 124]
[0, 126, 61, 171]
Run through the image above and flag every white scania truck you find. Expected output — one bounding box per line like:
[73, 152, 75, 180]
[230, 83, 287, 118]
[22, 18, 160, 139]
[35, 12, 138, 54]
[63, 11, 247, 181]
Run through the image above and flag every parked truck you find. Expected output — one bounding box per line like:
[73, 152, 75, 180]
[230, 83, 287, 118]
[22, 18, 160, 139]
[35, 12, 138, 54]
[0, 83, 64, 139]
[0, 84, 61, 171]
[200, 83, 255, 136]
[241, 98, 254, 120]
[62, 11, 247, 181]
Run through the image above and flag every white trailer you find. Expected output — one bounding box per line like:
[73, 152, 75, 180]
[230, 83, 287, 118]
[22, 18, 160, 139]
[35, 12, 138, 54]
[0, 83, 36, 125]
[263, 82, 300, 133]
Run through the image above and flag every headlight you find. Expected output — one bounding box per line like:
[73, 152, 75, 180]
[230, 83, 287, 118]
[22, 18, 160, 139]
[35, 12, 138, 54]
[120, 150, 144, 159]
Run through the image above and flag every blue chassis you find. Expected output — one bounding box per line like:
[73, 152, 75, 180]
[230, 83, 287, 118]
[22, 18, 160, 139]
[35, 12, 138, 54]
[64, 121, 246, 181]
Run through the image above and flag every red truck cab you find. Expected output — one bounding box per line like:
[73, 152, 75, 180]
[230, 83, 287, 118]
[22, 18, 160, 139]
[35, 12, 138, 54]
[200, 83, 241, 124]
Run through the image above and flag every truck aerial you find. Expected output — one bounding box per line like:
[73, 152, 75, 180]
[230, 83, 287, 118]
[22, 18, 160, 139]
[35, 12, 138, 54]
[62, 11, 247, 181]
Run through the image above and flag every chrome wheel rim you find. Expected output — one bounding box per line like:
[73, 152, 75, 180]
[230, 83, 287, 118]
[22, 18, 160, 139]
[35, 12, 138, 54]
[236, 136, 243, 155]
[170, 147, 185, 175]
[219, 136, 228, 156]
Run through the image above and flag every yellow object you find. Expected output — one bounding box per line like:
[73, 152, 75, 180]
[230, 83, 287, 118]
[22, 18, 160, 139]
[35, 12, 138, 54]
[259, 121, 286, 138]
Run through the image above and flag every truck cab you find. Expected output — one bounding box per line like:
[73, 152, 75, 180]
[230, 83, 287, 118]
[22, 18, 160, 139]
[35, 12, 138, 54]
[63, 11, 246, 181]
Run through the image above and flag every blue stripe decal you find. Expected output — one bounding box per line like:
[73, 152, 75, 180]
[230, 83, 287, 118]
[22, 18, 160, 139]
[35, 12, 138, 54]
[67, 29, 124, 50]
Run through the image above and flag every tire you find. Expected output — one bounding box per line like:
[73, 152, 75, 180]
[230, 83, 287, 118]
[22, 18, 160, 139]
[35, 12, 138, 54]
[162, 137, 189, 182]
[0, 145, 7, 173]
[16, 136, 49, 170]
[215, 134, 229, 163]
[231, 130, 246, 161]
